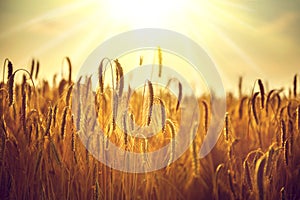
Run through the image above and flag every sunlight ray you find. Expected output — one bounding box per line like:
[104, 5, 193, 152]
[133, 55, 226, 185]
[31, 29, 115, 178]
[0, 0, 96, 39]
[188, 1, 256, 32]
[208, 23, 263, 75]
[18, 12, 99, 66]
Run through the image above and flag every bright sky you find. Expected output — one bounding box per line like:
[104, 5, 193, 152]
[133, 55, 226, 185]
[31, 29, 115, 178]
[0, 0, 299, 94]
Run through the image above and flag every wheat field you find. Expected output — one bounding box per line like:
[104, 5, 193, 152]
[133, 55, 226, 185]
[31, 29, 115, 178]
[0, 57, 300, 200]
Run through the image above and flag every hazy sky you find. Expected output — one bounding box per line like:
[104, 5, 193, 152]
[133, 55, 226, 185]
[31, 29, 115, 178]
[0, 0, 299, 93]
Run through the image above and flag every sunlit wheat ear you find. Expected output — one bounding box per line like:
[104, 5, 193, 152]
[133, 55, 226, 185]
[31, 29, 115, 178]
[293, 74, 297, 98]
[252, 92, 259, 124]
[147, 80, 154, 126]
[114, 59, 124, 97]
[61, 106, 68, 140]
[191, 140, 198, 176]
[228, 170, 237, 199]
[287, 101, 293, 118]
[166, 119, 176, 165]
[52, 104, 58, 127]
[62, 56, 72, 84]
[8, 73, 15, 106]
[154, 97, 166, 132]
[129, 112, 135, 132]
[45, 106, 53, 136]
[258, 79, 265, 109]
[158, 47, 162, 77]
[7, 60, 13, 81]
[280, 119, 286, 148]
[98, 59, 104, 94]
[238, 76, 243, 98]
[201, 100, 209, 134]
[296, 106, 300, 131]
[30, 59, 34, 79]
[265, 144, 275, 179]
[243, 160, 252, 190]
[176, 82, 182, 111]
[139, 56, 143, 66]
[122, 111, 128, 150]
[191, 124, 199, 177]
[238, 96, 248, 119]
[224, 112, 229, 142]
[71, 115, 76, 152]
[84, 75, 92, 100]
[266, 89, 277, 114]
[255, 155, 266, 200]
[58, 79, 68, 96]
[111, 92, 118, 131]
[65, 84, 73, 107]
[35, 60, 39, 80]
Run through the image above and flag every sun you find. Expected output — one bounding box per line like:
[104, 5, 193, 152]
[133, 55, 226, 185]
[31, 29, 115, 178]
[101, 0, 187, 28]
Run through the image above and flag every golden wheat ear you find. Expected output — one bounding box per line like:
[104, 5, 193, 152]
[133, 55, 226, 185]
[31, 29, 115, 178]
[147, 80, 154, 126]
[258, 79, 265, 109]
[8, 73, 15, 107]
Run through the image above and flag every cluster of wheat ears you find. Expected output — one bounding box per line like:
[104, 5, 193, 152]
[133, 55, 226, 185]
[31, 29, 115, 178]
[0, 56, 299, 200]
